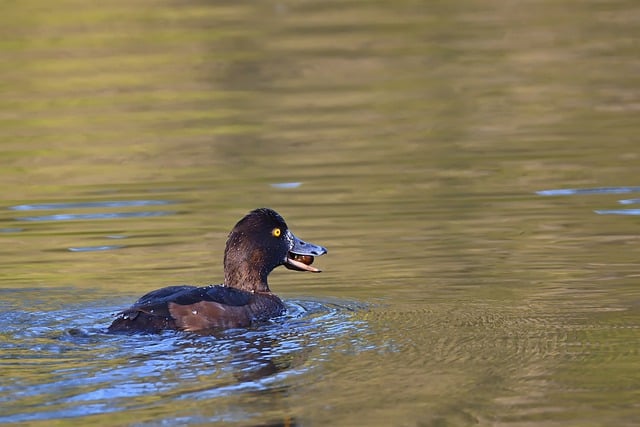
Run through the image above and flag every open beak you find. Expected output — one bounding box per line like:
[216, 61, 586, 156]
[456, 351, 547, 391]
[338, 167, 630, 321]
[284, 231, 327, 272]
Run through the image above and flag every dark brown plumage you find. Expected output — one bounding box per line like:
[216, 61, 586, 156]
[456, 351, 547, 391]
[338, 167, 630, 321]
[108, 208, 327, 334]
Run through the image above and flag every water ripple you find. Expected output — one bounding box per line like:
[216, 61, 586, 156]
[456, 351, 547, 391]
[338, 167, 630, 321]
[10, 200, 176, 211]
[270, 182, 303, 189]
[68, 245, 125, 252]
[618, 198, 640, 205]
[594, 209, 640, 216]
[0, 297, 371, 424]
[536, 186, 640, 196]
[15, 211, 175, 222]
[537, 186, 640, 216]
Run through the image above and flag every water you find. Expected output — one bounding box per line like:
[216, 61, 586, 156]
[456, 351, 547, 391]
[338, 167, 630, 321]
[1, 0, 639, 425]
[1, 297, 367, 425]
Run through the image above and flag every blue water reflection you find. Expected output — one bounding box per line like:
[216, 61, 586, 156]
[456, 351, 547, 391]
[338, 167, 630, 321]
[537, 186, 640, 196]
[618, 198, 640, 205]
[68, 245, 125, 252]
[538, 186, 640, 216]
[10, 200, 176, 211]
[0, 297, 370, 424]
[595, 209, 640, 216]
[16, 211, 175, 222]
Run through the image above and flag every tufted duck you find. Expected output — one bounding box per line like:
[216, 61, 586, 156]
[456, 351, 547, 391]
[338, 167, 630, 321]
[108, 208, 327, 333]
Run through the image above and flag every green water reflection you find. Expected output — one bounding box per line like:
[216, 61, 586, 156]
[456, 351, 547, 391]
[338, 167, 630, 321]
[1, 0, 639, 425]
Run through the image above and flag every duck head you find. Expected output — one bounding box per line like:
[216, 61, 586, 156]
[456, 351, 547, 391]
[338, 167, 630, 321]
[223, 208, 327, 292]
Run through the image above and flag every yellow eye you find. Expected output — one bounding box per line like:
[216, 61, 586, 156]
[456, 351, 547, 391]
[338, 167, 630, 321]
[272, 228, 281, 237]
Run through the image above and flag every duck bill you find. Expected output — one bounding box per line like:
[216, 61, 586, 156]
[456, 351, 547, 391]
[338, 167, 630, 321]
[284, 231, 327, 273]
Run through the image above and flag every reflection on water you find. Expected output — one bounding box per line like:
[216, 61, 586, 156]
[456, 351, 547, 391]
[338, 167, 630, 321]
[537, 187, 640, 196]
[620, 199, 640, 205]
[10, 201, 176, 210]
[68, 245, 125, 252]
[1, 0, 640, 425]
[0, 296, 368, 425]
[16, 211, 176, 222]
[12, 200, 178, 222]
[540, 186, 640, 216]
[595, 209, 640, 215]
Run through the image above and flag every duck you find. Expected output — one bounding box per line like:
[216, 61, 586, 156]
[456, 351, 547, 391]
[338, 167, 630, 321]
[108, 208, 327, 333]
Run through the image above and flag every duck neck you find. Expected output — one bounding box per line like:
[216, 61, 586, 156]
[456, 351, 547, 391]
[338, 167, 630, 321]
[223, 253, 272, 293]
[223, 231, 275, 293]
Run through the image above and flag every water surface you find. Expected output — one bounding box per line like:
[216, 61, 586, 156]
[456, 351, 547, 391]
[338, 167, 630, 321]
[1, 0, 639, 425]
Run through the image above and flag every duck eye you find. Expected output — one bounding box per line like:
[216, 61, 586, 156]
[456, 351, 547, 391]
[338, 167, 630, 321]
[272, 227, 282, 237]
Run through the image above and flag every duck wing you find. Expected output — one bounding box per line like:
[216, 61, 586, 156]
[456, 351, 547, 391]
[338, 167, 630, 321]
[108, 285, 254, 333]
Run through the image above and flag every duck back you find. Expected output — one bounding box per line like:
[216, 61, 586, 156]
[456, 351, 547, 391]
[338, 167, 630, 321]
[108, 285, 285, 333]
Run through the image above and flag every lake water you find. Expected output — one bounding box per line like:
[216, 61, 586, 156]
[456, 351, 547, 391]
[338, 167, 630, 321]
[1, 0, 639, 425]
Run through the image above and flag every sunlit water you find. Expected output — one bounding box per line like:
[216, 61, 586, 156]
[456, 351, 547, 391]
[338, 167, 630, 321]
[1, 0, 640, 425]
